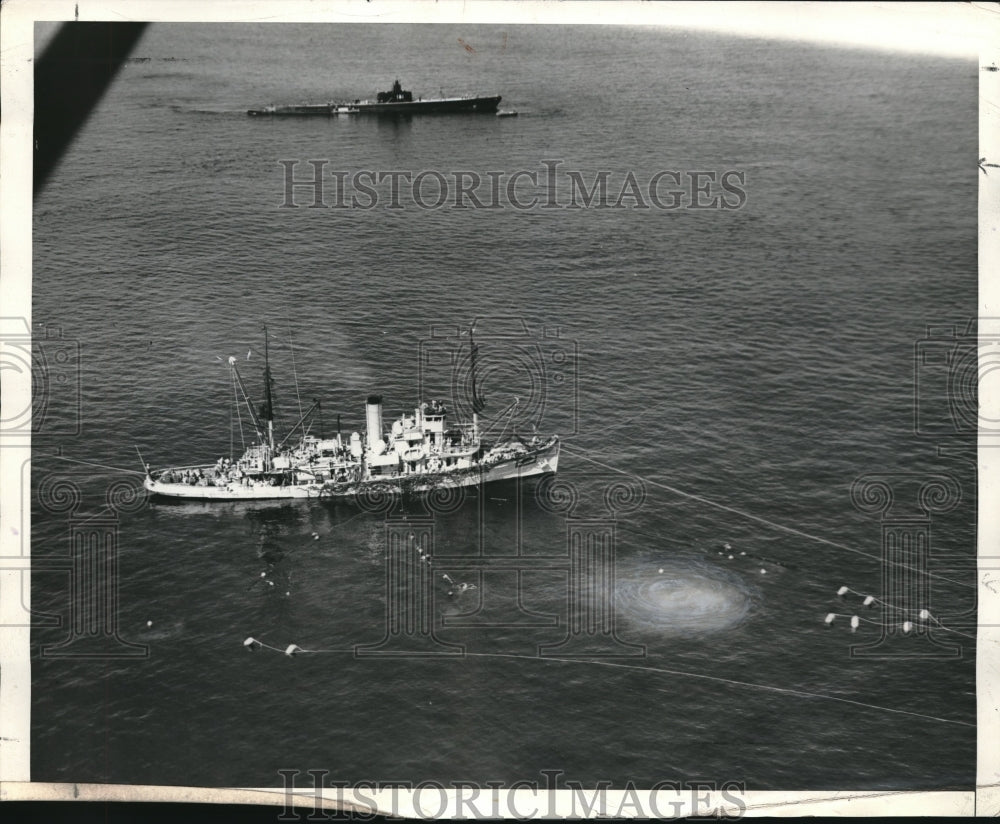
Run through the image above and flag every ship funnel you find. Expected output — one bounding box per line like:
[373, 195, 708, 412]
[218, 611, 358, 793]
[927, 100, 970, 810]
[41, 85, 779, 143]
[365, 394, 383, 451]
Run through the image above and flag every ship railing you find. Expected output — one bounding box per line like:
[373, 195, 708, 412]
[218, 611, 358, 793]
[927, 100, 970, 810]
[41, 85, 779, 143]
[154, 462, 216, 474]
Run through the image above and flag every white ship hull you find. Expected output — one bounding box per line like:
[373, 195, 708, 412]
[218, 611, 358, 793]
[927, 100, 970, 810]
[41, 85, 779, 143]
[145, 327, 561, 504]
[144, 439, 559, 502]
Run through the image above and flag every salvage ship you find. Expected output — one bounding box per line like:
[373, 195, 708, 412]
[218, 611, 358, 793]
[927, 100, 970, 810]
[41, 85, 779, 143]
[247, 79, 501, 117]
[142, 329, 558, 501]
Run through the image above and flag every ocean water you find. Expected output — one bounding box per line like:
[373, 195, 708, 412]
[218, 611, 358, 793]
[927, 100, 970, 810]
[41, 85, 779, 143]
[30, 23, 977, 791]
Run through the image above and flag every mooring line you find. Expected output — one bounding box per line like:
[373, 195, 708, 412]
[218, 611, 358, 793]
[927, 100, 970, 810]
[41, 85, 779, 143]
[460, 652, 975, 728]
[34, 452, 147, 476]
[240, 641, 973, 728]
[561, 445, 975, 590]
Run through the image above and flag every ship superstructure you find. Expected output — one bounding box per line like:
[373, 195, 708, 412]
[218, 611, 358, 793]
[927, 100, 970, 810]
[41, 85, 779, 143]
[143, 328, 558, 501]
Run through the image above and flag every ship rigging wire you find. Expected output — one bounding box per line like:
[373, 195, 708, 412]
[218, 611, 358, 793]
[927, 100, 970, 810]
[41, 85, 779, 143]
[475, 397, 520, 441]
[286, 315, 304, 424]
[232, 366, 247, 455]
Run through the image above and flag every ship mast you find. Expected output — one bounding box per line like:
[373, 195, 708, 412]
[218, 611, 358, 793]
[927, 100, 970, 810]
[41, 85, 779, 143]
[229, 357, 267, 445]
[470, 325, 485, 442]
[261, 324, 276, 451]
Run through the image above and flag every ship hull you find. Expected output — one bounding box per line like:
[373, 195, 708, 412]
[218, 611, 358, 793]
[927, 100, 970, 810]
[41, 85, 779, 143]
[144, 439, 558, 501]
[247, 96, 501, 117]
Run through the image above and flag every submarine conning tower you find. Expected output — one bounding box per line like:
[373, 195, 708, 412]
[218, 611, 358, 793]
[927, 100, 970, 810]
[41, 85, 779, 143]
[366, 395, 383, 450]
[376, 79, 413, 104]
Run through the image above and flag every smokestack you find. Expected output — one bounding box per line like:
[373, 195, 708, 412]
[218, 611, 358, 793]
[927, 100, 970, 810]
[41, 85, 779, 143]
[365, 394, 383, 451]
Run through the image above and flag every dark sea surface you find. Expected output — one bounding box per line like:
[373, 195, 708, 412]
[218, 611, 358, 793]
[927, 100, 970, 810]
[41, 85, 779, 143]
[31, 23, 977, 791]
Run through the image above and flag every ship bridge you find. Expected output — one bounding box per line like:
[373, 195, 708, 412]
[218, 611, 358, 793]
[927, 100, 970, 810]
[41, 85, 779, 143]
[360, 399, 482, 479]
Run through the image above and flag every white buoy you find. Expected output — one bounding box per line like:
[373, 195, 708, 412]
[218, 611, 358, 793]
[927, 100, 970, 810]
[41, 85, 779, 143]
[658, 568, 664, 574]
[850, 615, 860, 632]
[740, 551, 746, 556]
[902, 621, 913, 634]
[724, 543, 732, 550]
[267, 580, 274, 587]
[243, 637, 260, 651]
[313, 534, 320, 541]
[863, 595, 875, 607]
[285, 644, 302, 656]
[760, 569, 766, 574]
[825, 613, 836, 625]
[728, 555, 734, 560]
[837, 586, 849, 597]
[919, 609, 930, 620]
[260, 571, 266, 578]
[146, 620, 153, 628]
[285, 591, 290, 597]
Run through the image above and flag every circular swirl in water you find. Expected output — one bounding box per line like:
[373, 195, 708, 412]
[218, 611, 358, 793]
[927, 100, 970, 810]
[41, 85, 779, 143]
[615, 560, 756, 636]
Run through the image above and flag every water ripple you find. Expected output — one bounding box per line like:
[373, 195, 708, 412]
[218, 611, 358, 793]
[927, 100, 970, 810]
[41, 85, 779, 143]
[615, 560, 758, 636]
